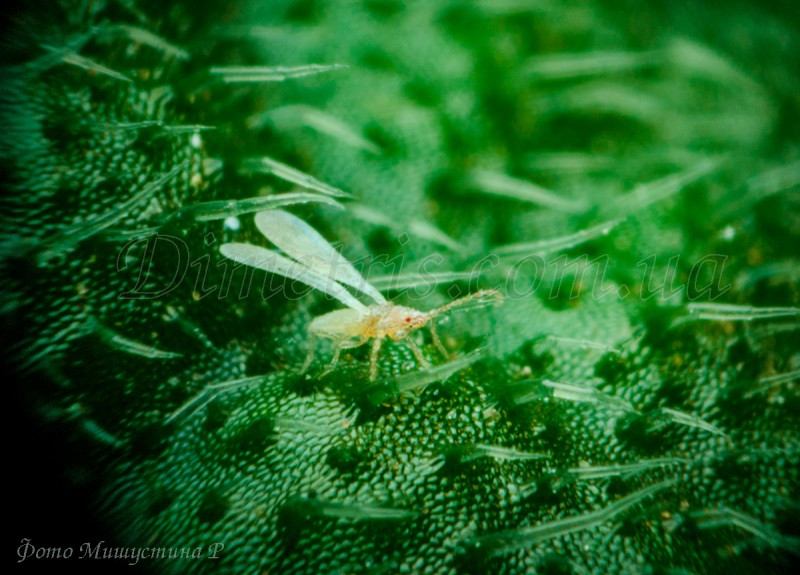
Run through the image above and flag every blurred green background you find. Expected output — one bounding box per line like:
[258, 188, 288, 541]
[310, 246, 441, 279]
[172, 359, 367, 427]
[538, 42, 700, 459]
[3, 1, 799, 574]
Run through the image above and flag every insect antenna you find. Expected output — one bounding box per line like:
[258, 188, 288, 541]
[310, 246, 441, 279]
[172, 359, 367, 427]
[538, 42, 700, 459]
[427, 289, 503, 319]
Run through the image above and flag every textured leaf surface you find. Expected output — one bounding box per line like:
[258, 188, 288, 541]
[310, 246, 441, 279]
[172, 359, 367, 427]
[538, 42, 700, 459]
[3, 1, 800, 574]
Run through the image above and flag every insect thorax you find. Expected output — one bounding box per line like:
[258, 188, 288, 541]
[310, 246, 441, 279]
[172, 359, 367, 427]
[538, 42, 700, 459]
[366, 304, 429, 340]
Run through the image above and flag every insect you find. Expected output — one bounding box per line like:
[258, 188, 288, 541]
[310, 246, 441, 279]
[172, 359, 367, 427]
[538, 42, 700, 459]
[220, 209, 500, 381]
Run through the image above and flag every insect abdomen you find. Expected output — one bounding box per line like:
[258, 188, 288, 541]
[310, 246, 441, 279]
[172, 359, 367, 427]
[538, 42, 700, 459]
[308, 309, 367, 340]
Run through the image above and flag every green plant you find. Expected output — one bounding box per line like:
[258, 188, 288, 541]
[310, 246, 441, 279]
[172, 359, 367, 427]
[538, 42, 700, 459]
[3, 1, 799, 574]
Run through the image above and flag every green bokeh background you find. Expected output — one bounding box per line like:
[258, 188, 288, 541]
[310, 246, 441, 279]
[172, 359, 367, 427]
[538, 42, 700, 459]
[3, 1, 799, 573]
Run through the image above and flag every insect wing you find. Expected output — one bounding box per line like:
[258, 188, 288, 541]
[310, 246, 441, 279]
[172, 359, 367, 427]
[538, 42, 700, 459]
[220, 242, 367, 311]
[255, 209, 386, 304]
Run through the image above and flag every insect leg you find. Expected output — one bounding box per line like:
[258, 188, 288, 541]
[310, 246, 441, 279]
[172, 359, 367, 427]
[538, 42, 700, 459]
[369, 337, 384, 381]
[404, 336, 431, 368]
[319, 337, 367, 378]
[319, 346, 342, 379]
[428, 321, 449, 358]
[301, 334, 316, 375]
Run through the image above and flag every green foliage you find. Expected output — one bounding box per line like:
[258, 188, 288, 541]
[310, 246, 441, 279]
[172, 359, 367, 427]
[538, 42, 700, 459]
[3, 1, 799, 574]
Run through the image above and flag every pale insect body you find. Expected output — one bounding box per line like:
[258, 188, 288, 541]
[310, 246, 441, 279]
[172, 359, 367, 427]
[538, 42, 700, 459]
[221, 209, 499, 381]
